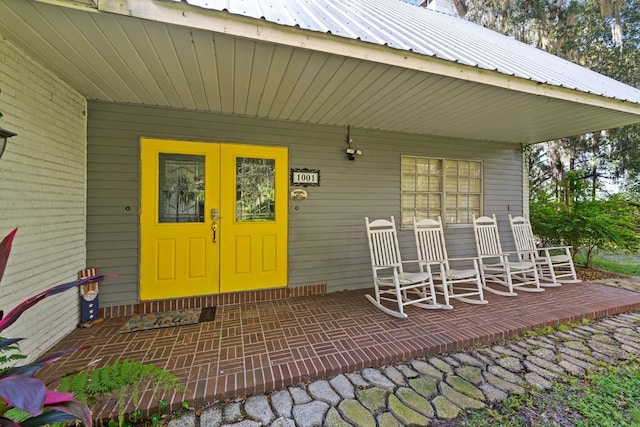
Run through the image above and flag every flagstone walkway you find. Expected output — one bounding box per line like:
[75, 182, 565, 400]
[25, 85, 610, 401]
[165, 310, 640, 427]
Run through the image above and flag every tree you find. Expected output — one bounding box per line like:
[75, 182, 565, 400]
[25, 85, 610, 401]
[429, 0, 640, 200]
[530, 172, 640, 266]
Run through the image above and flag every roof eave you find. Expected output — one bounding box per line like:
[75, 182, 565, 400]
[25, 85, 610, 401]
[94, 0, 640, 117]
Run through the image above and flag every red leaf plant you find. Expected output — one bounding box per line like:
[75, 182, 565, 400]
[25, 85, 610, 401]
[0, 228, 104, 426]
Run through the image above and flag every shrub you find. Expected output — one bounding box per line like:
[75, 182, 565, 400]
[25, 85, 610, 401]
[530, 174, 640, 266]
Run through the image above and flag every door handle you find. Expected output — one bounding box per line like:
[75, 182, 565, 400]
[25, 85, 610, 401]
[211, 221, 218, 243]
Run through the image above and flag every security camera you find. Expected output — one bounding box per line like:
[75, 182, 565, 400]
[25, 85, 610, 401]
[346, 148, 362, 160]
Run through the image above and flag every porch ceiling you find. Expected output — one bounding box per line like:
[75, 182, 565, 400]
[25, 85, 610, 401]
[2, 0, 640, 144]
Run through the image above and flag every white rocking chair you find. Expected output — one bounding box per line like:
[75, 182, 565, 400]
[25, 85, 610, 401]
[413, 217, 487, 307]
[472, 214, 543, 296]
[365, 216, 442, 318]
[509, 215, 580, 286]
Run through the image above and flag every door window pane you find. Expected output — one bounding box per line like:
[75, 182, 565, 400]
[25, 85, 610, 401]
[158, 154, 205, 223]
[236, 157, 275, 221]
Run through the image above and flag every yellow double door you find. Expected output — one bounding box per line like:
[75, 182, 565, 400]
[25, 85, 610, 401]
[140, 138, 288, 300]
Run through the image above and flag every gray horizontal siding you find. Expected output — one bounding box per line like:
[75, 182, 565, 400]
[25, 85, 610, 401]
[87, 101, 524, 306]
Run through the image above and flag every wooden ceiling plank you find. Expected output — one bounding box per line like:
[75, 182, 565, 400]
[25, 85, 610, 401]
[167, 25, 209, 110]
[231, 37, 256, 115]
[254, 44, 295, 118]
[244, 41, 276, 117]
[142, 23, 195, 110]
[268, 49, 313, 119]
[0, 1, 123, 101]
[191, 31, 222, 113]
[212, 33, 236, 114]
[296, 56, 360, 122]
[278, 51, 333, 120]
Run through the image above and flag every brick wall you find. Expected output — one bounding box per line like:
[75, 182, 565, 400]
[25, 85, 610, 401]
[0, 37, 87, 361]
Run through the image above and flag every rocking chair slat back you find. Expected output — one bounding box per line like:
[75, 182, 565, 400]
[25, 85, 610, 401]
[364, 216, 442, 318]
[367, 217, 402, 270]
[510, 216, 537, 252]
[413, 218, 448, 265]
[414, 216, 487, 307]
[473, 215, 503, 257]
[508, 214, 580, 285]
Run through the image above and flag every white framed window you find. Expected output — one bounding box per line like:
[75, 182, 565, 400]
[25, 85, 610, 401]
[401, 156, 482, 226]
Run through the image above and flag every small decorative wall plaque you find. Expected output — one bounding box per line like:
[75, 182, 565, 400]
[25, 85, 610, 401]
[290, 189, 308, 200]
[290, 168, 320, 187]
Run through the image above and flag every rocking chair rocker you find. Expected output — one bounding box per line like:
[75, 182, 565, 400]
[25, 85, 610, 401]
[413, 217, 487, 307]
[365, 216, 442, 318]
[509, 215, 580, 286]
[472, 214, 543, 296]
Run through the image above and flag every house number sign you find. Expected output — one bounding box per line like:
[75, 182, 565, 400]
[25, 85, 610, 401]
[290, 168, 320, 187]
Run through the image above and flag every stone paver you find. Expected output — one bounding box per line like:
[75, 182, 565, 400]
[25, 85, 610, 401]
[431, 395, 460, 419]
[446, 375, 485, 401]
[163, 310, 640, 427]
[199, 406, 221, 427]
[395, 364, 419, 379]
[525, 372, 553, 390]
[440, 383, 485, 410]
[395, 387, 434, 418]
[338, 399, 375, 427]
[410, 360, 443, 380]
[329, 374, 355, 399]
[456, 366, 483, 385]
[244, 396, 274, 425]
[388, 394, 430, 426]
[270, 390, 293, 418]
[361, 368, 396, 391]
[383, 366, 407, 386]
[222, 403, 243, 423]
[357, 387, 388, 412]
[292, 401, 329, 427]
[377, 412, 403, 427]
[428, 357, 453, 374]
[324, 407, 351, 427]
[308, 380, 341, 406]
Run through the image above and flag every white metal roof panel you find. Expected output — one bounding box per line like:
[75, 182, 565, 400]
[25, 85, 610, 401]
[182, 0, 640, 105]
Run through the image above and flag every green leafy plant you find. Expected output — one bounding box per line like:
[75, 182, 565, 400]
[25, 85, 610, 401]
[531, 174, 640, 266]
[0, 228, 100, 426]
[58, 359, 185, 427]
[567, 364, 640, 426]
[0, 339, 26, 371]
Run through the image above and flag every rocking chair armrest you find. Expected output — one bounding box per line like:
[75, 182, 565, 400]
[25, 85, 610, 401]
[373, 264, 400, 270]
[417, 259, 446, 266]
[505, 250, 539, 260]
[480, 251, 514, 258]
[448, 256, 480, 262]
[537, 246, 572, 253]
[400, 259, 422, 267]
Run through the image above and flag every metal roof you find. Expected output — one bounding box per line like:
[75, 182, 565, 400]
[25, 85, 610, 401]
[181, 0, 640, 105]
[1, 0, 640, 144]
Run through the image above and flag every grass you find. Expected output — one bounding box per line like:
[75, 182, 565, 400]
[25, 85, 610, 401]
[567, 365, 640, 427]
[458, 363, 640, 427]
[446, 255, 640, 427]
[453, 248, 640, 427]
[575, 251, 640, 276]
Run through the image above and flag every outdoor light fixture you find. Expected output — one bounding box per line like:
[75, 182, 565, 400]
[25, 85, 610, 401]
[346, 125, 362, 160]
[0, 126, 16, 159]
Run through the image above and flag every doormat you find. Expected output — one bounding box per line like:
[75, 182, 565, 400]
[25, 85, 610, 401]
[118, 307, 216, 333]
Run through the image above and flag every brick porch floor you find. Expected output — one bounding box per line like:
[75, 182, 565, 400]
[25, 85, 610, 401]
[38, 281, 640, 422]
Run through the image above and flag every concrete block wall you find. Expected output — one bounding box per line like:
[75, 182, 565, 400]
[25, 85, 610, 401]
[0, 36, 88, 361]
